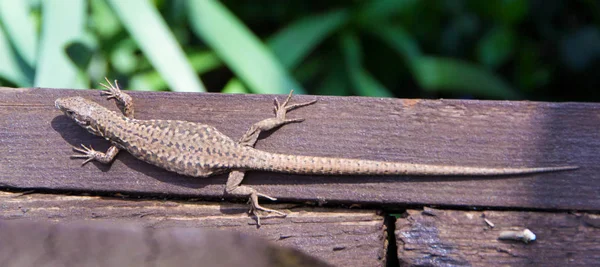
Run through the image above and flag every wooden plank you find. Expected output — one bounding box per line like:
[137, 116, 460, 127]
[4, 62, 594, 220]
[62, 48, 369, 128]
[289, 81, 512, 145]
[0, 87, 598, 210]
[0, 220, 332, 267]
[396, 209, 600, 266]
[0, 191, 386, 266]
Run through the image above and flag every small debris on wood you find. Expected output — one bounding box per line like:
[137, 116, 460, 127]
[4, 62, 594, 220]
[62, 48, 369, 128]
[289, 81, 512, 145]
[498, 229, 536, 243]
[422, 207, 438, 216]
[484, 218, 495, 228]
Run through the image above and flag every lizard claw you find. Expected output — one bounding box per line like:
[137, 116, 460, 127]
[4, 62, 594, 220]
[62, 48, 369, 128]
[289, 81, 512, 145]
[274, 90, 317, 113]
[272, 90, 317, 124]
[98, 77, 134, 118]
[256, 192, 278, 201]
[71, 144, 98, 166]
[248, 192, 287, 226]
[99, 77, 122, 100]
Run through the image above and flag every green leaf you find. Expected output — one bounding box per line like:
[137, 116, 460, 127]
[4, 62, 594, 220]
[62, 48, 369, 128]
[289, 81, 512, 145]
[0, 0, 38, 67]
[187, 0, 302, 94]
[129, 72, 166, 91]
[341, 32, 393, 97]
[477, 26, 516, 68]
[316, 64, 350, 96]
[469, 0, 528, 25]
[34, 0, 88, 89]
[268, 9, 349, 69]
[412, 56, 520, 99]
[372, 25, 518, 99]
[357, 0, 417, 25]
[189, 51, 223, 74]
[293, 56, 323, 84]
[0, 26, 31, 86]
[218, 9, 348, 95]
[63, 31, 99, 74]
[368, 25, 422, 64]
[90, 0, 121, 39]
[107, 0, 205, 92]
[315, 52, 351, 96]
[109, 38, 140, 75]
[129, 51, 223, 92]
[516, 40, 551, 91]
[497, 0, 528, 25]
[222, 79, 248, 94]
[65, 41, 94, 71]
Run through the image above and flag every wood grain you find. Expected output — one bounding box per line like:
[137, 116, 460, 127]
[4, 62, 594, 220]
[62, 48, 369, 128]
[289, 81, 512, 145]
[0, 191, 385, 266]
[0, 87, 598, 210]
[396, 208, 600, 266]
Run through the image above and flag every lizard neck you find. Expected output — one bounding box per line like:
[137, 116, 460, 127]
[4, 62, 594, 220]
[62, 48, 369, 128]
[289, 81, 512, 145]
[85, 107, 130, 140]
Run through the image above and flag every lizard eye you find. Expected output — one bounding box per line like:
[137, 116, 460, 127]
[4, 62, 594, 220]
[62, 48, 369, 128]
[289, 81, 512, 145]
[66, 110, 74, 116]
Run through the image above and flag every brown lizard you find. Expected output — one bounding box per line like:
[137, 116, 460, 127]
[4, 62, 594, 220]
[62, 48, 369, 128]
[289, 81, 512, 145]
[55, 78, 578, 225]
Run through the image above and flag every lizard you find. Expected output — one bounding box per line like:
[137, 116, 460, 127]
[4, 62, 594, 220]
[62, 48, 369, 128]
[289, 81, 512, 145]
[55, 78, 578, 225]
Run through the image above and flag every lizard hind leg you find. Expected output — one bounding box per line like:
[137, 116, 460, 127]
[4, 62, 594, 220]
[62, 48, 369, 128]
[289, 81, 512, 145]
[227, 91, 316, 225]
[225, 170, 286, 226]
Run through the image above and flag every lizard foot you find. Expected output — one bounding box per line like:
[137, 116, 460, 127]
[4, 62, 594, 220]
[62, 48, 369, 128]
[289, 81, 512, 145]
[71, 144, 102, 165]
[71, 144, 119, 165]
[100, 77, 127, 100]
[99, 77, 134, 118]
[248, 192, 287, 226]
[273, 89, 317, 124]
[238, 90, 317, 146]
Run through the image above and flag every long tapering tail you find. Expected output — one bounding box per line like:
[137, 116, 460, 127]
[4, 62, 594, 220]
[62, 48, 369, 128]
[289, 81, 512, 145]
[250, 151, 578, 176]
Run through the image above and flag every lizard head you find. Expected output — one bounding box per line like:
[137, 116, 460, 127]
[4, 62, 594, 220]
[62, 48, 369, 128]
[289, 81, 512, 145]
[55, 96, 108, 133]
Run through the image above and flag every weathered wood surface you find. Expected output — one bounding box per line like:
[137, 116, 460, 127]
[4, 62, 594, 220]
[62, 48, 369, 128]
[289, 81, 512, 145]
[0, 219, 332, 267]
[0, 87, 598, 210]
[396, 209, 600, 266]
[0, 191, 385, 266]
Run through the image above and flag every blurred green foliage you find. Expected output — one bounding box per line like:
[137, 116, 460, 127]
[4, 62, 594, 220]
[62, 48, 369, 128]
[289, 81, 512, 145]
[0, 0, 598, 101]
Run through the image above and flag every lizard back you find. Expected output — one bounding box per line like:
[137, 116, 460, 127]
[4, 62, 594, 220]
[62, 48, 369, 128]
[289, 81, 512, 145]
[105, 117, 272, 177]
[56, 96, 264, 177]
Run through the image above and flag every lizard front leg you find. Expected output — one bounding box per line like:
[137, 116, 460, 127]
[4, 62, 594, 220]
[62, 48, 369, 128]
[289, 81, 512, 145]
[71, 144, 119, 165]
[99, 77, 135, 118]
[72, 78, 135, 165]
[238, 90, 316, 146]
[225, 91, 316, 225]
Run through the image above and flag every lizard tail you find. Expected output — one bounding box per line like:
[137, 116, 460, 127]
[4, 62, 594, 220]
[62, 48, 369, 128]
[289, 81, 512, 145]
[253, 152, 578, 176]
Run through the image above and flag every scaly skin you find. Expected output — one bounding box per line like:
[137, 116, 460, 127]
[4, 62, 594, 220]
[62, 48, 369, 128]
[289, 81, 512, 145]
[55, 78, 578, 225]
